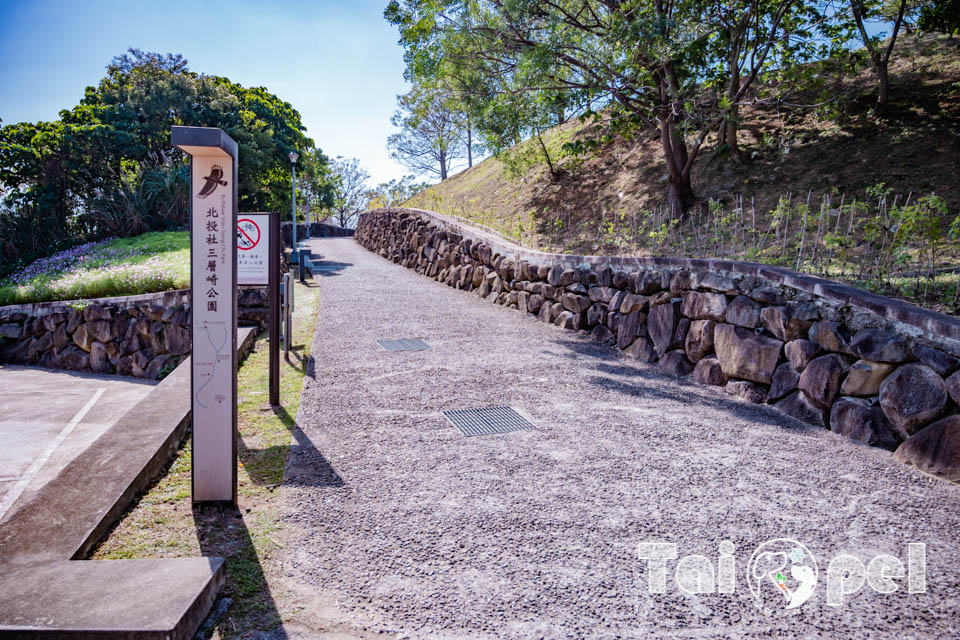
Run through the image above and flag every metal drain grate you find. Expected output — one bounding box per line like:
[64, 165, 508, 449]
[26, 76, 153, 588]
[443, 406, 534, 437]
[377, 338, 431, 352]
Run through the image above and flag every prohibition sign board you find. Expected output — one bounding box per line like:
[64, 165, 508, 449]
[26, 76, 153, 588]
[237, 218, 260, 250]
[237, 213, 271, 285]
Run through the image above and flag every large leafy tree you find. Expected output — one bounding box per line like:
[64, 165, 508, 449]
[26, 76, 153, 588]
[0, 49, 332, 265]
[294, 147, 337, 223]
[79, 49, 316, 212]
[386, 0, 799, 217]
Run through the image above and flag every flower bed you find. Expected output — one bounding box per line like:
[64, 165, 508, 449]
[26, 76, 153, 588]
[0, 232, 189, 305]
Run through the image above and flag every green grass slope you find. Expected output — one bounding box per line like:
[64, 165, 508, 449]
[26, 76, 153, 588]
[0, 231, 189, 306]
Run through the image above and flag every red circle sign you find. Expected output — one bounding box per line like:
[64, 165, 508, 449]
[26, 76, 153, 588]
[237, 218, 260, 250]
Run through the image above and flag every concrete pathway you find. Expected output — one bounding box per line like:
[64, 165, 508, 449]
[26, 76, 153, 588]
[0, 365, 156, 522]
[279, 237, 960, 639]
[0, 329, 257, 638]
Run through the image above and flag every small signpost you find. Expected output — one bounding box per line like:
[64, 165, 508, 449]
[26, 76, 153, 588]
[237, 216, 266, 284]
[172, 126, 238, 505]
[235, 212, 281, 406]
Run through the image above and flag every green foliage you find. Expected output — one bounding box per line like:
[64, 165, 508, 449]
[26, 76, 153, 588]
[366, 175, 431, 209]
[387, 1, 821, 214]
[0, 48, 333, 268]
[919, 0, 960, 34]
[294, 147, 336, 222]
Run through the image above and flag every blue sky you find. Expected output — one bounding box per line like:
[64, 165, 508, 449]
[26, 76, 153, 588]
[0, 0, 411, 184]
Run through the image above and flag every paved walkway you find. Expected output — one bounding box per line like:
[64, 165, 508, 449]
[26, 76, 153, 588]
[279, 237, 960, 639]
[0, 365, 156, 522]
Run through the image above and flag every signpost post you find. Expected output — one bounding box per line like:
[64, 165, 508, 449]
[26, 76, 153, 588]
[235, 212, 281, 406]
[172, 126, 238, 506]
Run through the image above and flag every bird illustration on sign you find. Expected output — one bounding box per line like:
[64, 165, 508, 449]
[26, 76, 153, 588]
[198, 165, 228, 198]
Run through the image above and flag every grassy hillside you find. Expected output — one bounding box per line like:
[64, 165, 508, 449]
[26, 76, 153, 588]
[406, 34, 960, 312]
[0, 231, 189, 306]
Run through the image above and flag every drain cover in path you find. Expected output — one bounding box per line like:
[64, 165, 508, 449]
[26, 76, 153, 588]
[443, 406, 534, 437]
[377, 338, 431, 352]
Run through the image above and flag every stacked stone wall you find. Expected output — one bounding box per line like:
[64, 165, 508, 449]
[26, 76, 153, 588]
[281, 222, 354, 246]
[356, 208, 960, 482]
[0, 286, 270, 380]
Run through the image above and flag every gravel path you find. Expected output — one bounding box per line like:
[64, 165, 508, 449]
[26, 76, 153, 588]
[278, 237, 960, 639]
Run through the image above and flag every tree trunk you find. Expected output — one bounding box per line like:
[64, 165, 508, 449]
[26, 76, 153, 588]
[850, 0, 904, 116]
[666, 171, 698, 220]
[439, 149, 447, 180]
[661, 120, 697, 218]
[725, 115, 739, 160]
[876, 60, 889, 113]
[536, 131, 559, 178]
[723, 41, 741, 161]
[467, 121, 473, 168]
[653, 69, 699, 218]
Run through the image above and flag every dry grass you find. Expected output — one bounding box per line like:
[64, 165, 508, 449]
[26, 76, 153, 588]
[406, 33, 960, 257]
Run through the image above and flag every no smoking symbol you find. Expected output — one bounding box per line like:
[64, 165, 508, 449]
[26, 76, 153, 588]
[237, 218, 260, 250]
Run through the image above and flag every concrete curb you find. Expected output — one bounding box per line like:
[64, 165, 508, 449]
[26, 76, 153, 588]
[0, 327, 257, 638]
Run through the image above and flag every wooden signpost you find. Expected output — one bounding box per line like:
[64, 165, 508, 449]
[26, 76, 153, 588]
[172, 126, 238, 505]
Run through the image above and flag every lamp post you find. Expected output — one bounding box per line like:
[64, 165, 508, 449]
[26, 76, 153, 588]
[288, 150, 299, 264]
[304, 191, 311, 240]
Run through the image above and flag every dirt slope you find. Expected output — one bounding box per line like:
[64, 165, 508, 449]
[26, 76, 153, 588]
[406, 34, 960, 259]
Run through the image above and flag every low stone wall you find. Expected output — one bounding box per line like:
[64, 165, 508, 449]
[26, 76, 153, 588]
[356, 207, 960, 483]
[281, 222, 354, 246]
[0, 287, 270, 380]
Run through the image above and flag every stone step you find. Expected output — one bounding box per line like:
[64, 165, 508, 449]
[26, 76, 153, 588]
[0, 558, 224, 639]
[0, 327, 257, 638]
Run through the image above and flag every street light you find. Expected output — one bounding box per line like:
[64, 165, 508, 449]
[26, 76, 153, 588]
[288, 150, 299, 264]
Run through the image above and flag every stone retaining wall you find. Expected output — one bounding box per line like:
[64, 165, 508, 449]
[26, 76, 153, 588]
[281, 222, 354, 246]
[0, 286, 270, 380]
[356, 207, 960, 483]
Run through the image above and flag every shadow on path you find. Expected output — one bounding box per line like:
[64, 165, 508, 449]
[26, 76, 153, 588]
[546, 335, 819, 433]
[284, 350, 313, 376]
[192, 505, 287, 639]
[306, 259, 353, 278]
[237, 402, 343, 490]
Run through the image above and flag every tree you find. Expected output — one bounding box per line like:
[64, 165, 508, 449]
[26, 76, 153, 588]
[388, 83, 467, 180]
[386, 0, 799, 217]
[75, 48, 316, 212]
[847, 0, 910, 113]
[329, 157, 370, 228]
[0, 48, 330, 266]
[366, 175, 431, 208]
[919, 0, 960, 33]
[706, 1, 823, 161]
[295, 147, 336, 223]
